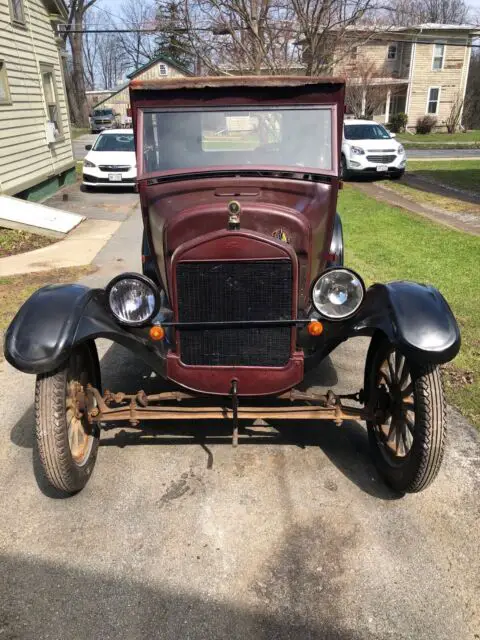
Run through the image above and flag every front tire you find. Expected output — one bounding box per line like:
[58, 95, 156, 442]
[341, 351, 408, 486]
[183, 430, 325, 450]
[366, 338, 446, 493]
[390, 170, 405, 180]
[35, 343, 101, 496]
[340, 155, 350, 180]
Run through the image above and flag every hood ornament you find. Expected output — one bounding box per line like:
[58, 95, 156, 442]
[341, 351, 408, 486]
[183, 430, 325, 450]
[227, 200, 241, 230]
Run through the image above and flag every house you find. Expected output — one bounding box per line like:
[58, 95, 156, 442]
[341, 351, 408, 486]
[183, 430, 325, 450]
[337, 24, 480, 130]
[91, 55, 192, 119]
[0, 0, 75, 200]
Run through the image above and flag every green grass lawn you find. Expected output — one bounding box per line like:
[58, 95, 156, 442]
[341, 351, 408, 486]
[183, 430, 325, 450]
[338, 185, 480, 428]
[406, 160, 480, 195]
[398, 130, 480, 144]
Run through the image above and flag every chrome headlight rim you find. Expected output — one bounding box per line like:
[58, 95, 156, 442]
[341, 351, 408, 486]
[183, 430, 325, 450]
[310, 267, 365, 322]
[106, 272, 160, 327]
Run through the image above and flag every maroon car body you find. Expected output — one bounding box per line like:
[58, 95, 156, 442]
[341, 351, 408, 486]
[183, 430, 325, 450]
[132, 76, 346, 396]
[5, 76, 461, 496]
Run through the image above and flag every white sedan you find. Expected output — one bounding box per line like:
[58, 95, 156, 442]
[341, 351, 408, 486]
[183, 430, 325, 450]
[341, 119, 406, 180]
[82, 129, 136, 188]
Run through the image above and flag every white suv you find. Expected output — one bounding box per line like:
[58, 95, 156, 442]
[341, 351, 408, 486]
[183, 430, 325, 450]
[341, 119, 406, 180]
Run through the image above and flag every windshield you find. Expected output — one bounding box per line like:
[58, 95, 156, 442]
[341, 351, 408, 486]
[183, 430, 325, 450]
[142, 107, 333, 173]
[94, 109, 114, 117]
[344, 124, 391, 140]
[93, 133, 134, 152]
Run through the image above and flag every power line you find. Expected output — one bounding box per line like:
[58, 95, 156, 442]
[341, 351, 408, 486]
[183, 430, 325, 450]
[57, 25, 480, 47]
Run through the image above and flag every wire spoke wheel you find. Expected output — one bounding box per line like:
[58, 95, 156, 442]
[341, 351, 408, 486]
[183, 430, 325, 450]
[366, 337, 447, 494]
[35, 342, 101, 495]
[375, 350, 415, 463]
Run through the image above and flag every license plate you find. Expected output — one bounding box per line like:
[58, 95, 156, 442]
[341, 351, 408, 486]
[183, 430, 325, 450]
[108, 174, 122, 182]
[376, 164, 388, 172]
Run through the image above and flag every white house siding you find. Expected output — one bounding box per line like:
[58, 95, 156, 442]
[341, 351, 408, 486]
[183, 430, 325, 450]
[0, 0, 74, 196]
[408, 33, 471, 129]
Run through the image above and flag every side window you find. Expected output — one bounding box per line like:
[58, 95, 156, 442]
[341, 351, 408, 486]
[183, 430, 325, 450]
[0, 60, 11, 104]
[9, 0, 25, 24]
[427, 87, 440, 114]
[40, 64, 62, 139]
[432, 43, 445, 70]
[387, 44, 397, 60]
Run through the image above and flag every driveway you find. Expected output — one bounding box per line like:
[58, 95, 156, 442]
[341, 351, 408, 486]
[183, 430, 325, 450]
[73, 133, 97, 161]
[0, 209, 479, 640]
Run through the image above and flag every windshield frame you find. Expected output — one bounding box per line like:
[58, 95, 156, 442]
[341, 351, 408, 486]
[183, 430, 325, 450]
[137, 104, 339, 179]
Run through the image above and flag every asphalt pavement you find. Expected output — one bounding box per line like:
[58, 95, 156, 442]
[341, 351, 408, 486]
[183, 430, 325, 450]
[0, 193, 479, 640]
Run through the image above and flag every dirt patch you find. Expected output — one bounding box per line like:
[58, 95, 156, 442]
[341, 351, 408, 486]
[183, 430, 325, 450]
[0, 227, 55, 258]
[0, 265, 97, 333]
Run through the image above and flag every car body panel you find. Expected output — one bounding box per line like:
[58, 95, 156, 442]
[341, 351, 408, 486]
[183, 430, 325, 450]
[342, 118, 406, 175]
[83, 130, 137, 186]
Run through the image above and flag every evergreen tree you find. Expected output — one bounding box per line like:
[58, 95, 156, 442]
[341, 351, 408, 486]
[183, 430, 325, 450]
[155, 1, 195, 70]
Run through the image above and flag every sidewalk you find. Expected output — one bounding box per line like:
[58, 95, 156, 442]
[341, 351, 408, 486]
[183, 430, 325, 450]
[0, 182, 138, 276]
[352, 181, 480, 236]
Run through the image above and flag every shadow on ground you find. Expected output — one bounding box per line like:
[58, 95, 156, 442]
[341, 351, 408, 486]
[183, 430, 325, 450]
[10, 342, 398, 501]
[0, 540, 381, 640]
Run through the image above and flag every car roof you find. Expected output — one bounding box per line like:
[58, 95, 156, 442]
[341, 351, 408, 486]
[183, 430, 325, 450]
[344, 119, 384, 126]
[130, 75, 345, 91]
[98, 129, 134, 135]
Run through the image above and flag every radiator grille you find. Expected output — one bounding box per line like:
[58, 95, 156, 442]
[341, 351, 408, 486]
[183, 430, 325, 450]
[176, 260, 293, 366]
[366, 154, 396, 163]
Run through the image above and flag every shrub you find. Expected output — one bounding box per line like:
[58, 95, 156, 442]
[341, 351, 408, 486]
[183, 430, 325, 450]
[388, 112, 408, 133]
[416, 115, 437, 134]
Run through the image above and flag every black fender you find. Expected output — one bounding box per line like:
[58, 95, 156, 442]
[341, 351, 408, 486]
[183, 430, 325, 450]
[4, 284, 167, 375]
[304, 280, 460, 366]
[327, 213, 344, 267]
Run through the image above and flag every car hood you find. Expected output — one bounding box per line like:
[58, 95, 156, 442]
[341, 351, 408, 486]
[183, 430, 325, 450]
[85, 151, 136, 166]
[345, 138, 400, 152]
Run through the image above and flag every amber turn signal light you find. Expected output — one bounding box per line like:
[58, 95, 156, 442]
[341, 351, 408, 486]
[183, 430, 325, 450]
[307, 320, 323, 336]
[149, 325, 165, 341]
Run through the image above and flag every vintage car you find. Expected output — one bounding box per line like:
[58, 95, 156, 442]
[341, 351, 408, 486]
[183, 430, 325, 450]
[5, 76, 460, 497]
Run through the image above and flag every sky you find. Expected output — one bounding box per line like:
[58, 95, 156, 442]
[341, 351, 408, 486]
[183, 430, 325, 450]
[97, 0, 480, 21]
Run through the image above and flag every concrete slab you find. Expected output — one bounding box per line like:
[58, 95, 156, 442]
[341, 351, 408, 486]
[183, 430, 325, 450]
[0, 218, 121, 276]
[0, 194, 84, 237]
[44, 182, 138, 222]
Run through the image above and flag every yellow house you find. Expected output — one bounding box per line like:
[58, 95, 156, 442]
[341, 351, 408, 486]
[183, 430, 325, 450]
[338, 24, 480, 130]
[92, 54, 192, 119]
[0, 0, 75, 200]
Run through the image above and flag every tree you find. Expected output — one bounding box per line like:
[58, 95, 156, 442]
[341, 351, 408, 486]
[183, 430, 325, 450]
[385, 0, 469, 25]
[116, 0, 158, 72]
[292, 0, 380, 76]
[83, 9, 102, 90]
[62, 0, 101, 126]
[155, 0, 195, 69]
[342, 55, 393, 118]
[182, 0, 385, 76]
[97, 34, 129, 89]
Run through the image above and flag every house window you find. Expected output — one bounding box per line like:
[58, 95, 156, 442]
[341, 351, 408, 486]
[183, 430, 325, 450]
[40, 64, 62, 139]
[0, 61, 11, 104]
[9, 0, 25, 24]
[432, 43, 445, 70]
[350, 46, 358, 61]
[158, 63, 168, 76]
[427, 87, 440, 114]
[387, 44, 397, 60]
